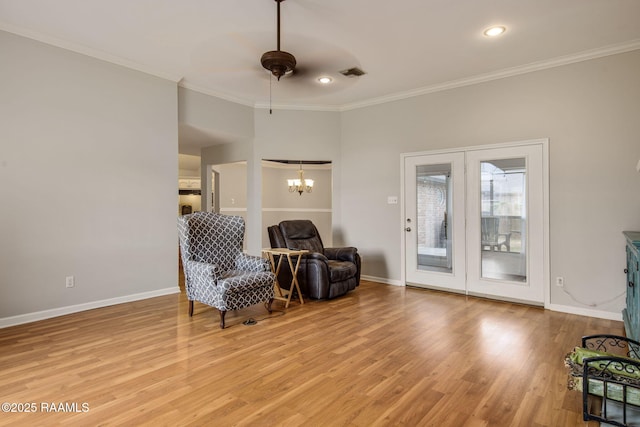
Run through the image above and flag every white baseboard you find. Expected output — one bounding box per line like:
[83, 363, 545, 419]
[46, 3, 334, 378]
[361, 275, 403, 286]
[0, 287, 181, 329]
[362, 276, 622, 322]
[545, 302, 622, 321]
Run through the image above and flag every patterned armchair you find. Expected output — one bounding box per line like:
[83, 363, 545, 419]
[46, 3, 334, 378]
[177, 212, 275, 329]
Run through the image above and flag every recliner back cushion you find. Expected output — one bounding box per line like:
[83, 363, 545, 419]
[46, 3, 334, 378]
[279, 220, 324, 253]
[268, 225, 287, 248]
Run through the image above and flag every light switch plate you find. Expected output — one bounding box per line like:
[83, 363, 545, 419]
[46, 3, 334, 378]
[387, 196, 398, 204]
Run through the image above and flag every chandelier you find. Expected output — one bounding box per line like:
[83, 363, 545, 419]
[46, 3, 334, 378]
[288, 163, 314, 195]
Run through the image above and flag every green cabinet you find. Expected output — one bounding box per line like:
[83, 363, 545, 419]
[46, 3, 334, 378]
[623, 231, 640, 341]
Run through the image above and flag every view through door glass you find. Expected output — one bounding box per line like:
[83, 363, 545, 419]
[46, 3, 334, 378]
[480, 158, 526, 282]
[416, 163, 452, 273]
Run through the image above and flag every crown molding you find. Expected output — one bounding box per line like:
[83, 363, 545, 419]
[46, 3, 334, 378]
[0, 23, 183, 83]
[340, 39, 640, 111]
[4, 22, 638, 113]
[253, 102, 342, 112]
[179, 84, 342, 112]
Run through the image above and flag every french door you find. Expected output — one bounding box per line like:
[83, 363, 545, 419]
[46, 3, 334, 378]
[403, 141, 548, 305]
[404, 152, 466, 292]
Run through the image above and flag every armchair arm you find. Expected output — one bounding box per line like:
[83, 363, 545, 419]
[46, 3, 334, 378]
[184, 260, 223, 284]
[324, 247, 358, 263]
[236, 253, 271, 272]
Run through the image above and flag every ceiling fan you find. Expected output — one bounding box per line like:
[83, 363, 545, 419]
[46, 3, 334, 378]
[188, 0, 362, 104]
[261, 0, 296, 80]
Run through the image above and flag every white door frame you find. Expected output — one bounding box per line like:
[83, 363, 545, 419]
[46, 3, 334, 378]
[400, 139, 550, 307]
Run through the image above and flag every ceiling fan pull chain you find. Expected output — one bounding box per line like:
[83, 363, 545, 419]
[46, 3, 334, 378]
[270, 73, 273, 115]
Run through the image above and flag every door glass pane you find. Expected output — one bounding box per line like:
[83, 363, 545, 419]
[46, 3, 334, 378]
[416, 163, 452, 273]
[480, 158, 526, 282]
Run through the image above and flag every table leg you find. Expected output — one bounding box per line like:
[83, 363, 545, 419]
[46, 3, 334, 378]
[287, 254, 305, 306]
[264, 251, 284, 300]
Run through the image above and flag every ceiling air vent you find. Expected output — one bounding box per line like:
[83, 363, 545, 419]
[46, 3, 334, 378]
[340, 67, 366, 77]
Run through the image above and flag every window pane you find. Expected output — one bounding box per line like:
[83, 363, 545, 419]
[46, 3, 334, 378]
[480, 158, 526, 282]
[416, 163, 452, 273]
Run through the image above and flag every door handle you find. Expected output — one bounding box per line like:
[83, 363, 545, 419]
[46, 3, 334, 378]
[405, 227, 411, 232]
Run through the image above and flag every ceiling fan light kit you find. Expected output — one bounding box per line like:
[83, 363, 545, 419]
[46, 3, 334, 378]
[261, 50, 296, 80]
[261, 0, 296, 80]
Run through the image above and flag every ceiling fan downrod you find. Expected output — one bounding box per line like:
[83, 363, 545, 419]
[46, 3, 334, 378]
[276, 0, 281, 51]
[261, 0, 296, 80]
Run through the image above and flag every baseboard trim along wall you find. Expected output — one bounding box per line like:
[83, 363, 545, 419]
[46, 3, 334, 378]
[362, 275, 402, 286]
[0, 287, 181, 329]
[370, 278, 622, 321]
[546, 302, 623, 322]
[0, 283, 622, 328]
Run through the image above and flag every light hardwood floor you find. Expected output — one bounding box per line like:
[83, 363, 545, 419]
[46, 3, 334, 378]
[0, 280, 623, 426]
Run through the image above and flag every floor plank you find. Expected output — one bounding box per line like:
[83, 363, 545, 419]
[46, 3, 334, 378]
[0, 280, 620, 426]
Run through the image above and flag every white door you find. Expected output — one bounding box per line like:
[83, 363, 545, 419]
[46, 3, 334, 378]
[465, 144, 546, 304]
[404, 152, 466, 292]
[403, 141, 548, 305]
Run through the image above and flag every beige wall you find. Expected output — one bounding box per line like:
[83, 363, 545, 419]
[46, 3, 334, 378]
[0, 31, 179, 323]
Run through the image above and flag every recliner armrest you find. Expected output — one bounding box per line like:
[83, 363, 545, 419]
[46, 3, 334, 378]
[324, 247, 358, 263]
[305, 252, 329, 263]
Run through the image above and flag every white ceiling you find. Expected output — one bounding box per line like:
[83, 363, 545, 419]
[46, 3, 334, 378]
[2, 0, 640, 111]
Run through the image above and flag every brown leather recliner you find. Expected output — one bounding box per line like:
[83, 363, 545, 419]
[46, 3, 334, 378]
[267, 220, 361, 299]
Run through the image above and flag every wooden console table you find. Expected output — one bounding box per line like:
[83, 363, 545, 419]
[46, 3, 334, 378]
[262, 248, 307, 308]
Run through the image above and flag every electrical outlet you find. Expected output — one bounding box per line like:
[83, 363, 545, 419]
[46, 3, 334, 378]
[555, 276, 564, 287]
[65, 276, 75, 288]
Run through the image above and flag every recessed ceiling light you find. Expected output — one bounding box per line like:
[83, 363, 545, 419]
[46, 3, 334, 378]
[483, 26, 506, 37]
[317, 76, 333, 84]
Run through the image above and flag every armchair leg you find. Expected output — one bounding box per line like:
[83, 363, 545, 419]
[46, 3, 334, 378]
[218, 310, 226, 329]
[266, 298, 274, 314]
[188, 300, 194, 317]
